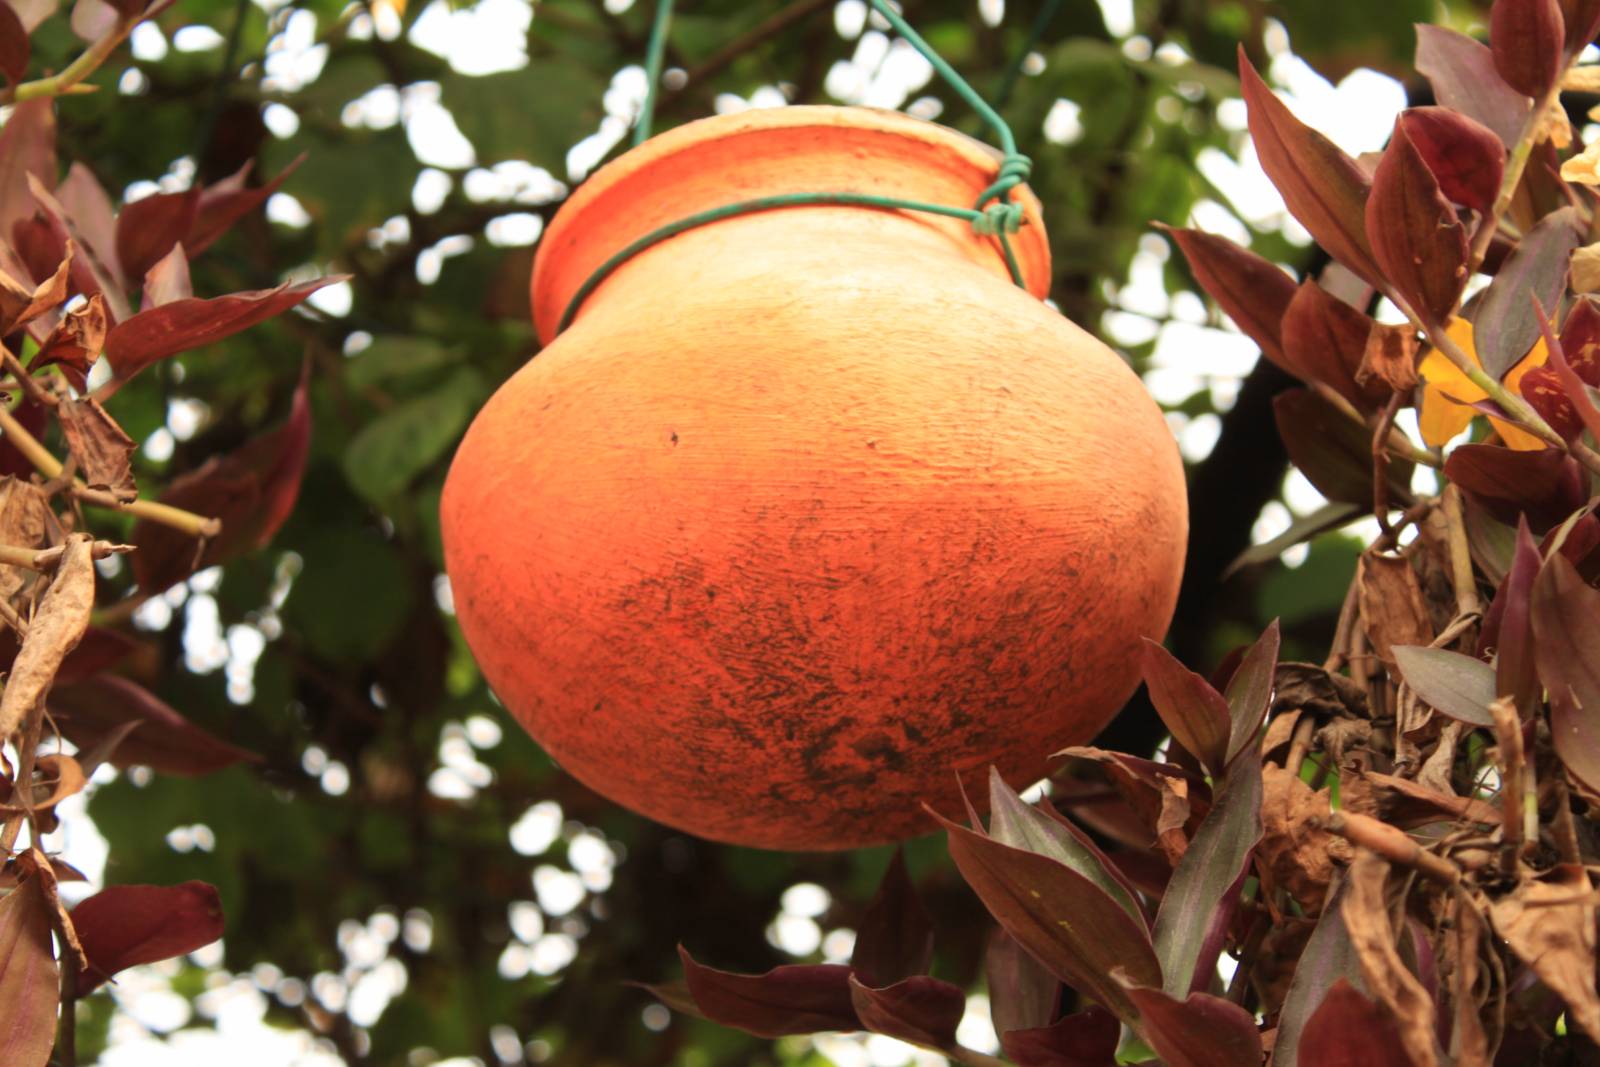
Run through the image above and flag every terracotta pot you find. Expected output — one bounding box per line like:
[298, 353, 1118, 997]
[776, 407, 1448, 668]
[441, 106, 1186, 851]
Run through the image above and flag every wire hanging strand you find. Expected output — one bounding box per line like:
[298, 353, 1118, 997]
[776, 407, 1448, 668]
[866, 0, 1032, 233]
[567, 0, 1040, 336]
[633, 0, 675, 145]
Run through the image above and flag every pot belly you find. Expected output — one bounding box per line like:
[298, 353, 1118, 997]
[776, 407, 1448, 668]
[442, 233, 1185, 849]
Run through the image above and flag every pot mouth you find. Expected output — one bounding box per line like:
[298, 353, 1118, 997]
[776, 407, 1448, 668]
[530, 105, 1052, 344]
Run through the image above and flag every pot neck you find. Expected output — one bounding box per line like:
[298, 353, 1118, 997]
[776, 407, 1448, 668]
[531, 107, 1052, 345]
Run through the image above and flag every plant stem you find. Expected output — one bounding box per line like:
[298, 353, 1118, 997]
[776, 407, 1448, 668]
[0, 404, 222, 537]
[1469, 85, 1561, 273]
[1425, 321, 1570, 452]
[1311, 382, 1440, 468]
[0, 540, 129, 572]
[5, 16, 141, 104]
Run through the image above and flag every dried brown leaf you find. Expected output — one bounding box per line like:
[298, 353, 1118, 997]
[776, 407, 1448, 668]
[1362, 771, 1501, 827]
[1358, 554, 1434, 668]
[33, 291, 107, 388]
[1488, 864, 1600, 1042]
[0, 534, 93, 740]
[1357, 322, 1421, 392]
[0, 476, 54, 605]
[1258, 765, 1351, 912]
[0, 244, 69, 334]
[58, 396, 136, 502]
[1156, 777, 1191, 867]
[0, 752, 86, 814]
[1341, 850, 1442, 1067]
[1452, 899, 1489, 1063]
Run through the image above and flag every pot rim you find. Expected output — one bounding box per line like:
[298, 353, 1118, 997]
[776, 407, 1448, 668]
[530, 104, 1053, 343]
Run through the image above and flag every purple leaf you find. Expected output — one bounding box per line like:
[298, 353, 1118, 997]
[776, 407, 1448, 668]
[937, 811, 1160, 1023]
[0, 99, 54, 242]
[1298, 979, 1414, 1067]
[1162, 226, 1296, 372]
[851, 848, 933, 988]
[986, 930, 1060, 1037]
[26, 174, 129, 323]
[1151, 743, 1263, 996]
[1560, 0, 1600, 53]
[1390, 646, 1497, 726]
[1238, 49, 1381, 287]
[1492, 0, 1566, 97]
[1415, 25, 1530, 147]
[0, 2, 28, 85]
[1531, 552, 1600, 794]
[115, 188, 198, 286]
[1279, 280, 1391, 413]
[132, 363, 312, 594]
[0, 869, 57, 1067]
[49, 674, 260, 776]
[1474, 206, 1581, 379]
[1396, 107, 1506, 214]
[678, 947, 860, 1038]
[71, 881, 225, 992]
[1224, 620, 1280, 762]
[1140, 638, 1231, 775]
[987, 768, 1146, 928]
[103, 277, 346, 382]
[185, 153, 306, 257]
[54, 163, 123, 293]
[1444, 443, 1585, 530]
[1481, 517, 1543, 714]
[1274, 884, 1364, 1067]
[1000, 1006, 1120, 1067]
[1365, 118, 1468, 326]
[1124, 984, 1264, 1067]
[142, 242, 192, 308]
[1273, 388, 1414, 506]
[848, 974, 965, 1050]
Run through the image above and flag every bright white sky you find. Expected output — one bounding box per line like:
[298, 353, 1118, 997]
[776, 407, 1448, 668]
[20, 0, 1433, 1063]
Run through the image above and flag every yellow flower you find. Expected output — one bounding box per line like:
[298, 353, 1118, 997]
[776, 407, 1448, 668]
[1561, 139, 1600, 185]
[1418, 317, 1547, 451]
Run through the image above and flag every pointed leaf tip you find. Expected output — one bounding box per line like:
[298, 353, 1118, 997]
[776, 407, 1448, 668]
[1237, 48, 1381, 287]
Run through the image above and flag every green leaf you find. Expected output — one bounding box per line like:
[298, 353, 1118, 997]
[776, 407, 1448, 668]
[1151, 744, 1264, 997]
[1390, 645, 1496, 726]
[345, 336, 461, 390]
[343, 366, 484, 504]
[444, 58, 607, 169]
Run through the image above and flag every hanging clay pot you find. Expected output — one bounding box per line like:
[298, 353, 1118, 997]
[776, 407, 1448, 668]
[441, 106, 1186, 851]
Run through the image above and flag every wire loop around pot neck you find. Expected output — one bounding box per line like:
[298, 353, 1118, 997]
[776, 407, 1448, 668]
[558, 0, 1038, 337]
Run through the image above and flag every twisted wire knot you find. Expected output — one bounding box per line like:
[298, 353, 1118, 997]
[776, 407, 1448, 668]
[970, 152, 1033, 236]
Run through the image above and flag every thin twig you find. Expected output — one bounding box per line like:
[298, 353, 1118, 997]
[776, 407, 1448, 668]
[1439, 485, 1483, 618]
[3, 15, 142, 104]
[1323, 811, 1463, 886]
[0, 404, 221, 538]
[1372, 391, 1405, 537]
[0, 541, 130, 573]
[0, 347, 57, 411]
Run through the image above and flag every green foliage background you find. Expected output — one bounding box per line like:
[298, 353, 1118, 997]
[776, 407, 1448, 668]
[19, 0, 1483, 1062]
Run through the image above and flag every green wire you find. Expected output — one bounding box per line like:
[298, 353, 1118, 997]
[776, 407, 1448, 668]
[575, 0, 1038, 337]
[633, 0, 674, 145]
[866, 0, 1017, 157]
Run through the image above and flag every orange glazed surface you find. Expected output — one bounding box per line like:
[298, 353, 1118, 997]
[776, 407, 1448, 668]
[441, 106, 1187, 850]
